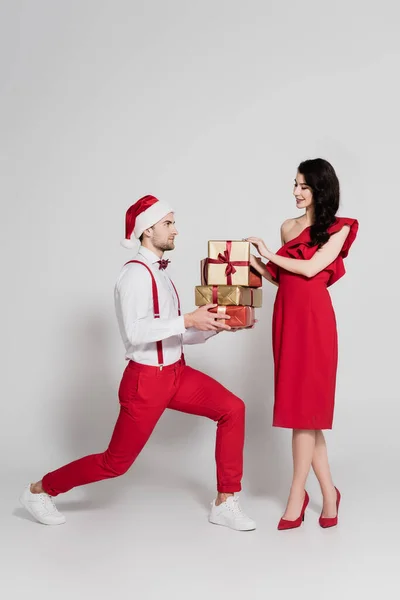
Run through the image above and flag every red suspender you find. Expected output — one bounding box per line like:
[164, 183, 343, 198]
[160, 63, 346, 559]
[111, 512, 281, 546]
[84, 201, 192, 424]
[124, 260, 181, 368]
[169, 279, 181, 315]
[168, 277, 183, 358]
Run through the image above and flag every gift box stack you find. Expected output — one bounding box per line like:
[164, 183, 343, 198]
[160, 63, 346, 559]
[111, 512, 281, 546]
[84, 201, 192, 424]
[195, 240, 263, 329]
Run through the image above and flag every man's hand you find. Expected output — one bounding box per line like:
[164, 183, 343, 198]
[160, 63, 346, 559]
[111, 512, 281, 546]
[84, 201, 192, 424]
[184, 304, 231, 331]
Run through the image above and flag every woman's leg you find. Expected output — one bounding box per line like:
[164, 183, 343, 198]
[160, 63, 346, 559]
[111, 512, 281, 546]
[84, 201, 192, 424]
[311, 430, 338, 518]
[282, 429, 315, 520]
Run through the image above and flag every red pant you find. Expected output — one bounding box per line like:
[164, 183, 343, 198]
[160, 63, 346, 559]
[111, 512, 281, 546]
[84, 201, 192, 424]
[42, 357, 245, 496]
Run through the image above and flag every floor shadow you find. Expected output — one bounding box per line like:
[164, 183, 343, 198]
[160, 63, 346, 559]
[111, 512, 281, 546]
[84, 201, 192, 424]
[13, 508, 38, 523]
[12, 498, 97, 523]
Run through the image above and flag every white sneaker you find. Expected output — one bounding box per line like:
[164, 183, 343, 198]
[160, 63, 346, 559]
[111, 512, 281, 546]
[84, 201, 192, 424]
[19, 485, 66, 525]
[209, 496, 256, 531]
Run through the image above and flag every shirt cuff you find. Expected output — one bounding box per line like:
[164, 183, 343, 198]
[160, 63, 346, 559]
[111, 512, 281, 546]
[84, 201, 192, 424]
[202, 330, 219, 340]
[174, 315, 186, 335]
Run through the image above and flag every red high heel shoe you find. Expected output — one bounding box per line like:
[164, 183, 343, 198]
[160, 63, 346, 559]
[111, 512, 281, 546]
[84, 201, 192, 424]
[319, 487, 341, 528]
[278, 491, 309, 530]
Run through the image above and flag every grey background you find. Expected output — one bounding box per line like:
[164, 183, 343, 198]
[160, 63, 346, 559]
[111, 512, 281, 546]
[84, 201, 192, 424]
[1, 1, 398, 598]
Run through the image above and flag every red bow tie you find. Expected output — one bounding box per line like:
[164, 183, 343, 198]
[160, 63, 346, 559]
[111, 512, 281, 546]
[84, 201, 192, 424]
[157, 259, 170, 270]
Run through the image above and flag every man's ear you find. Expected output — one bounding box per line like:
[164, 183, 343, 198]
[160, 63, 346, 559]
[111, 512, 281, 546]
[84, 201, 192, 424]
[142, 227, 153, 239]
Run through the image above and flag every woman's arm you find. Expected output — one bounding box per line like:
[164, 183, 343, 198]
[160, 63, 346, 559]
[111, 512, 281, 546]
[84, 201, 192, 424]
[247, 225, 351, 279]
[249, 254, 278, 286]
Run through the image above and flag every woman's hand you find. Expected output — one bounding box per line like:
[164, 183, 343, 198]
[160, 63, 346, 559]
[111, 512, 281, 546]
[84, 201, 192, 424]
[249, 254, 265, 274]
[246, 237, 273, 260]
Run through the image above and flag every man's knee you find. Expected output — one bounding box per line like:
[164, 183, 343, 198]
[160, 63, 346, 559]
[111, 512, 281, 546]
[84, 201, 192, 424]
[100, 452, 133, 478]
[232, 396, 246, 415]
[224, 394, 246, 420]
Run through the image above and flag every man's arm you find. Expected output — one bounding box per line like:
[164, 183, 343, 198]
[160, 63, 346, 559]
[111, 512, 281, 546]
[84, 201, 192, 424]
[182, 327, 218, 345]
[116, 266, 230, 346]
[116, 266, 186, 345]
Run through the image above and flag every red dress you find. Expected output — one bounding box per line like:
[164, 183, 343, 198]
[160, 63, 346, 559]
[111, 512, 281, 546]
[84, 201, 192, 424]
[266, 217, 359, 430]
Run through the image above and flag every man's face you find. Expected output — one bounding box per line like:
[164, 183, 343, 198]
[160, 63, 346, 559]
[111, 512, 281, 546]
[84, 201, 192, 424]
[148, 212, 178, 252]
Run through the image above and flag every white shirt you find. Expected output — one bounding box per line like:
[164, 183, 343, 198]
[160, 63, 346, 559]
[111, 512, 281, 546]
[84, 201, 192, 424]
[114, 246, 216, 366]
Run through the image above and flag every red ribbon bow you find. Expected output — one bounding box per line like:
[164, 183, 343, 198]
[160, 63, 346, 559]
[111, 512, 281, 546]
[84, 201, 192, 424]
[207, 241, 249, 285]
[217, 250, 237, 276]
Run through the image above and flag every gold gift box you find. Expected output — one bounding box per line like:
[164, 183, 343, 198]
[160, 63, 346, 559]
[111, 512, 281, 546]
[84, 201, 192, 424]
[195, 285, 262, 308]
[207, 240, 252, 286]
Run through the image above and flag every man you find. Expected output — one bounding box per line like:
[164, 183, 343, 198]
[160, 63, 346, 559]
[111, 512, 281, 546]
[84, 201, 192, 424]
[20, 195, 255, 531]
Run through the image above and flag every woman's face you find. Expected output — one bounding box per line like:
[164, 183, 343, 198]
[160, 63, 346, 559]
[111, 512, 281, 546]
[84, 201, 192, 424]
[293, 172, 313, 210]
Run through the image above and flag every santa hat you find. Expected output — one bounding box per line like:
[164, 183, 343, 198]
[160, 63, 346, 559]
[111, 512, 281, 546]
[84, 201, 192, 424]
[120, 195, 174, 249]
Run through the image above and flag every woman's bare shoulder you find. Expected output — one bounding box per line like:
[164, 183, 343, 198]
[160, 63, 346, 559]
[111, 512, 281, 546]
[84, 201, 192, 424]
[280, 217, 308, 243]
[280, 217, 299, 236]
[281, 217, 296, 230]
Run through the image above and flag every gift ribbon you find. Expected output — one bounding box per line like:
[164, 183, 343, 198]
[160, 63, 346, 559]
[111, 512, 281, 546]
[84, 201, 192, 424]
[217, 305, 227, 325]
[211, 286, 255, 306]
[215, 305, 252, 327]
[202, 260, 208, 285]
[207, 241, 250, 285]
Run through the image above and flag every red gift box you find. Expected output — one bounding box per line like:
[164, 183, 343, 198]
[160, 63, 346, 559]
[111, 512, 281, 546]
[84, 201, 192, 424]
[208, 305, 255, 329]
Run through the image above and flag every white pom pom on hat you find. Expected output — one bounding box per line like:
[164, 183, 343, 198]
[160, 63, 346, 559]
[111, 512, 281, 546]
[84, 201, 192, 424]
[120, 238, 137, 249]
[120, 195, 174, 249]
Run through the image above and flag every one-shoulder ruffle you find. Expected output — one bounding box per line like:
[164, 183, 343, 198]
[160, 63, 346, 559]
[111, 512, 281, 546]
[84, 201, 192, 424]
[266, 217, 358, 286]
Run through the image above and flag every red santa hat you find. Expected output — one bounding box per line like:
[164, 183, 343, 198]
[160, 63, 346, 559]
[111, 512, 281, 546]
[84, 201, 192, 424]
[121, 195, 174, 249]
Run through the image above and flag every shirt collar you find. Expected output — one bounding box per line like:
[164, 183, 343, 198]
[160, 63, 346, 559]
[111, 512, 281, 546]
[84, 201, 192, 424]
[138, 245, 163, 265]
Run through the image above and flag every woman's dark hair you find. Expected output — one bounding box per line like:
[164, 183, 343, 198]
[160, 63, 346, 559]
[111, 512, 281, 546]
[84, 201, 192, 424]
[298, 158, 340, 248]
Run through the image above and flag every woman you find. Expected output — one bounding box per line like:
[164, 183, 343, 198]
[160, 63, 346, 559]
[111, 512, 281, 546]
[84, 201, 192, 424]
[247, 158, 358, 530]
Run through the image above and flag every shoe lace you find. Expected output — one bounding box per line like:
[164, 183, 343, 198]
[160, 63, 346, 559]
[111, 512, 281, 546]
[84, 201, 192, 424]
[40, 493, 58, 514]
[228, 497, 247, 518]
